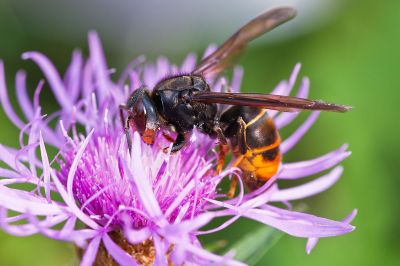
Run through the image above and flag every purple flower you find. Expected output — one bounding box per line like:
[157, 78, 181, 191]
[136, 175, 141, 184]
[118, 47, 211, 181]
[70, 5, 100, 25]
[0, 32, 356, 265]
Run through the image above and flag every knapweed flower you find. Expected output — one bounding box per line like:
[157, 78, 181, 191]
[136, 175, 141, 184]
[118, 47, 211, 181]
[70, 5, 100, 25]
[0, 32, 356, 265]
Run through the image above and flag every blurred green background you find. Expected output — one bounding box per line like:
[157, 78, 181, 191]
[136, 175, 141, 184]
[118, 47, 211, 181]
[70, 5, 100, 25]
[0, 0, 399, 265]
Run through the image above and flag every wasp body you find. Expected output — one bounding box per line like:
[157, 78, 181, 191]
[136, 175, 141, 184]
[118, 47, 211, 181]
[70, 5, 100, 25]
[120, 7, 350, 196]
[220, 106, 281, 190]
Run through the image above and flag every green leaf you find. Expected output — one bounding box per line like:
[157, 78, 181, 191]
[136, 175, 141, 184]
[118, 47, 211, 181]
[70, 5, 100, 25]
[229, 225, 284, 265]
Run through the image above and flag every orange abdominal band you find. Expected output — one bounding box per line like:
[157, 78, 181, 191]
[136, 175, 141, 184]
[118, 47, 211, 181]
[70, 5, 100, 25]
[239, 136, 281, 181]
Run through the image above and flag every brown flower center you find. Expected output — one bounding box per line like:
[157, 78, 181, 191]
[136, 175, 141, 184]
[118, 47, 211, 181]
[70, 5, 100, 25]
[77, 231, 173, 266]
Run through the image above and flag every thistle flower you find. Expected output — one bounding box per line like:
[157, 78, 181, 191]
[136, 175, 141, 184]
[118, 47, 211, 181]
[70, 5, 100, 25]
[0, 32, 356, 265]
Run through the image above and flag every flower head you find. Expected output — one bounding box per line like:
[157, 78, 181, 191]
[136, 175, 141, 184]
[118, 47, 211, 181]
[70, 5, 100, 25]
[0, 32, 355, 265]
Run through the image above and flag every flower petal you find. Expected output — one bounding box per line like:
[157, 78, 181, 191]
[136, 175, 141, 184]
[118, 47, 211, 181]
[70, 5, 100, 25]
[279, 144, 350, 179]
[231, 66, 243, 93]
[124, 227, 151, 245]
[67, 129, 94, 202]
[281, 111, 320, 154]
[80, 235, 102, 266]
[164, 164, 212, 219]
[161, 212, 215, 236]
[184, 241, 246, 266]
[0, 168, 19, 178]
[180, 53, 197, 73]
[39, 130, 98, 229]
[64, 50, 83, 102]
[306, 209, 358, 254]
[0, 185, 64, 215]
[270, 166, 344, 201]
[0, 207, 67, 236]
[0, 61, 25, 129]
[153, 234, 169, 266]
[88, 31, 111, 102]
[275, 76, 310, 129]
[39, 132, 52, 202]
[49, 169, 100, 229]
[22, 52, 73, 110]
[102, 233, 139, 266]
[288, 63, 302, 89]
[268, 63, 301, 117]
[244, 205, 355, 238]
[196, 215, 240, 235]
[123, 133, 165, 224]
[26, 213, 90, 246]
[117, 55, 145, 89]
[15, 70, 34, 120]
[202, 44, 217, 58]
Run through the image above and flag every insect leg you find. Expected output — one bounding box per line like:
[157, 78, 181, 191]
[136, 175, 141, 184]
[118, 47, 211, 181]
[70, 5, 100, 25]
[119, 105, 133, 153]
[120, 88, 146, 152]
[215, 144, 229, 174]
[140, 92, 159, 145]
[126, 87, 146, 109]
[237, 117, 248, 155]
[170, 133, 190, 153]
[227, 117, 248, 197]
[213, 125, 228, 174]
[214, 126, 228, 145]
[227, 155, 244, 198]
[162, 132, 175, 143]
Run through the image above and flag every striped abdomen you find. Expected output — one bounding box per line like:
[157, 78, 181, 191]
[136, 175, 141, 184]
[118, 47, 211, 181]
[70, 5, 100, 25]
[223, 106, 281, 190]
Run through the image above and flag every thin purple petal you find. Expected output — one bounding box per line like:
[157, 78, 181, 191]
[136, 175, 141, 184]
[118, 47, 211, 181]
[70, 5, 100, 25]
[88, 31, 111, 102]
[65, 50, 83, 102]
[160, 213, 215, 236]
[22, 52, 73, 110]
[231, 66, 243, 93]
[244, 205, 355, 238]
[58, 216, 78, 239]
[306, 209, 358, 254]
[0, 185, 64, 216]
[0, 61, 25, 129]
[180, 53, 197, 73]
[122, 134, 165, 224]
[117, 56, 145, 89]
[0, 207, 68, 236]
[0, 168, 19, 179]
[153, 234, 169, 266]
[67, 130, 94, 202]
[279, 145, 350, 179]
[281, 111, 320, 154]
[80, 236, 102, 266]
[124, 227, 151, 245]
[275, 77, 310, 129]
[102, 233, 139, 266]
[15, 70, 34, 120]
[184, 242, 246, 266]
[49, 169, 100, 229]
[39, 132, 52, 202]
[271, 166, 344, 201]
[268, 63, 301, 117]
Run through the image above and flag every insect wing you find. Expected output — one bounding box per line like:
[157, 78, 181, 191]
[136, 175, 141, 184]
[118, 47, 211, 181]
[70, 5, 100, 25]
[191, 92, 351, 113]
[192, 7, 297, 77]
